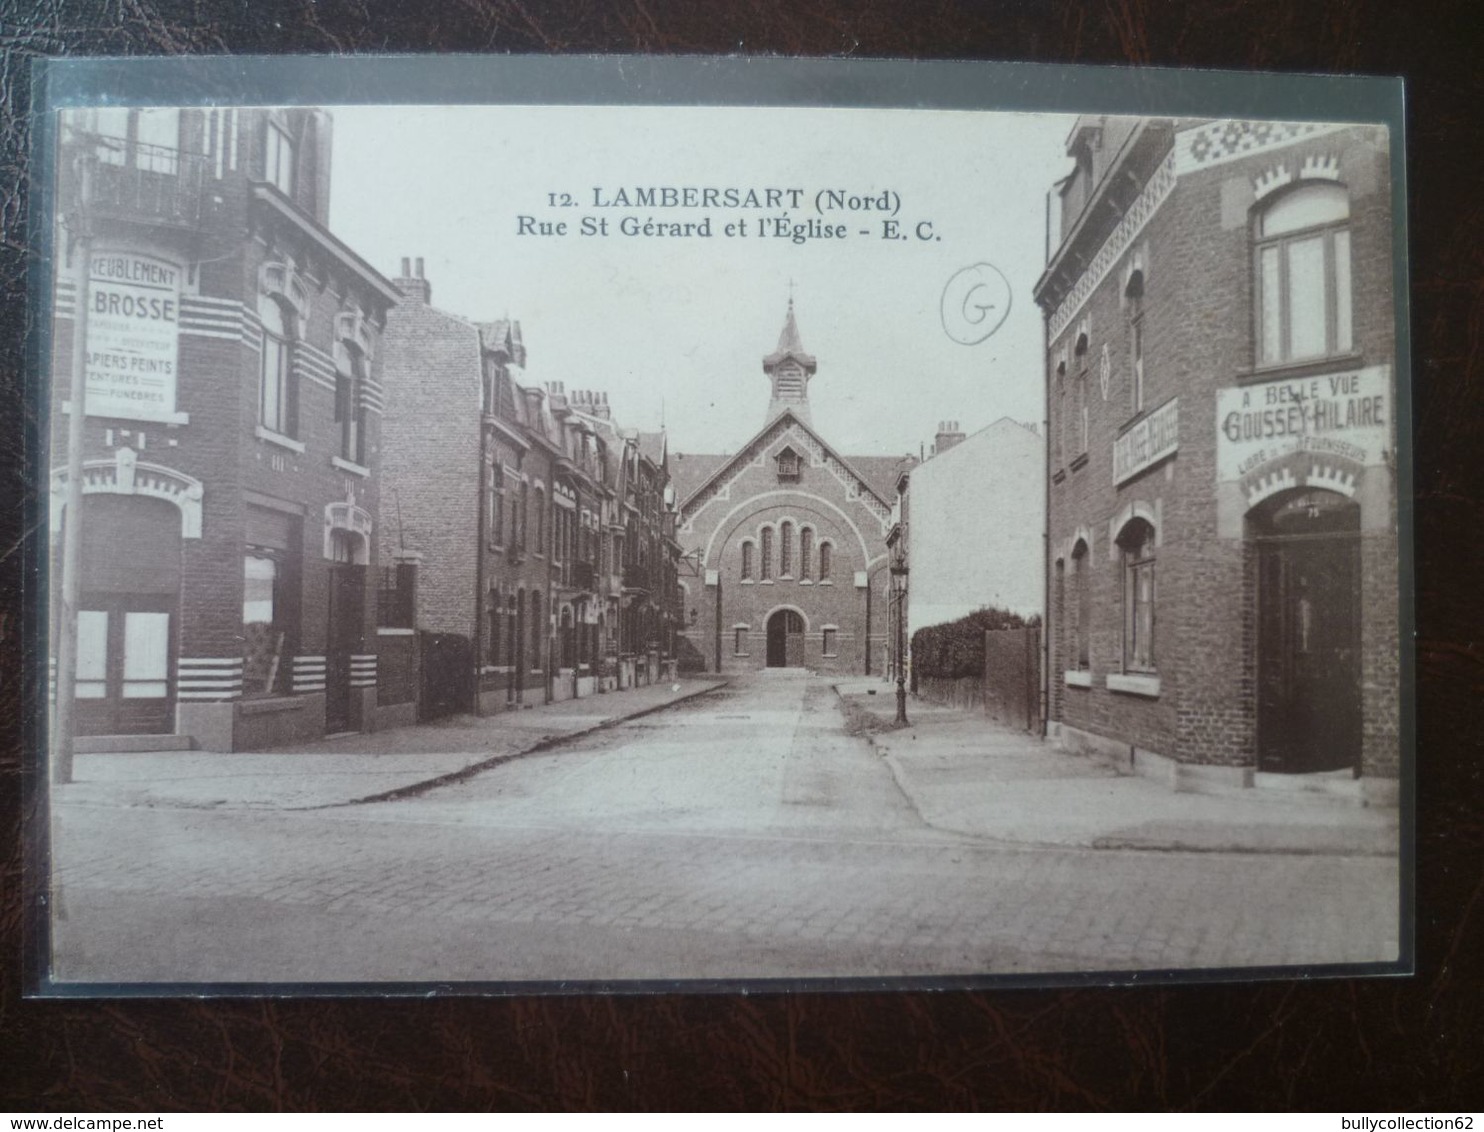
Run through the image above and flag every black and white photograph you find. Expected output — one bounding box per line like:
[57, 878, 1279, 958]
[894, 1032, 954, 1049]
[34, 67, 1409, 989]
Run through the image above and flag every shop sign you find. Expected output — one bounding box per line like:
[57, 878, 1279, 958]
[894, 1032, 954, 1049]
[1217, 365, 1390, 481]
[84, 251, 181, 421]
[1113, 398, 1179, 485]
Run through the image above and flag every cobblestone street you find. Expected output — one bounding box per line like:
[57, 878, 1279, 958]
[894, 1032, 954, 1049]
[49, 673, 1400, 984]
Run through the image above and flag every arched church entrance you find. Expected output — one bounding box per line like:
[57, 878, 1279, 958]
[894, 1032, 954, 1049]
[766, 608, 805, 668]
[1253, 487, 1362, 775]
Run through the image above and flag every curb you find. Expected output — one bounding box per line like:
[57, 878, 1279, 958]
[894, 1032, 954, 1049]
[830, 684, 1395, 859]
[321, 679, 730, 808]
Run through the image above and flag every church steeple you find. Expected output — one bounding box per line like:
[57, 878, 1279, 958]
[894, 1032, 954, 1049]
[763, 297, 817, 426]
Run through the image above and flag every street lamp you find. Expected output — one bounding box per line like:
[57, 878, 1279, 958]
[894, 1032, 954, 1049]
[889, 543, 909, 725]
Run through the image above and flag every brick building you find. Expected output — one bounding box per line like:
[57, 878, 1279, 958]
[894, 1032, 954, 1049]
[672, 302, 915, 674]
[49, 106, 398, 751]
[378, 262, 681, 717]
[1034, 116, 1399, 800]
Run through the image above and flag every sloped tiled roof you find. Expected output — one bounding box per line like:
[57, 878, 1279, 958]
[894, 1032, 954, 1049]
[844, 454, 920, 503]
[671, 409, 916, 513]
[667, 451, 730, 503]
[636, 430, 668, 468]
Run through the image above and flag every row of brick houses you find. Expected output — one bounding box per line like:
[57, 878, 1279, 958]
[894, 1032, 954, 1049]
[377, 260, 683, 720]
[48, 107, 681, 752]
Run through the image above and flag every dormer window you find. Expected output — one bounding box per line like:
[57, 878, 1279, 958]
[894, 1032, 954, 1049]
[776, 447, 801, 482]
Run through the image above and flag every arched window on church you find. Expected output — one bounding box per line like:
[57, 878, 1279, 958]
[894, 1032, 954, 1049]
[818, 541, 832, 582]
[740, 540, 754, 581]
[780, 522, 793, 577]
[761, 527, 774, 581]
[800, 527, 813, 580]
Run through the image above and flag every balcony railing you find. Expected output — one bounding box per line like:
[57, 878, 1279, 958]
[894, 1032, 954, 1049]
[569, 561, 596, 592]
[65, 136, 208, 229]
[622, 562, 651, 593]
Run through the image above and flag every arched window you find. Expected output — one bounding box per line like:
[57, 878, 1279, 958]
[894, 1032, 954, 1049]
[515, 589, 526, 673]
[1053, 557, 1067, 675]
[1126, 270, 1146, 414]
[740, 540, 754, 581]
[334, 342, 367, 466]
[818, 541, 832, 582]
[800, 527, 814, 580]
[531, 591, 544, 671]
[504, 594, 517, 666]
[534, 488, 546, 554]
[1055, 361, 1067, 466]
[780, 521, 793, 577]
[518, 479, 529, 550]
[1074, 334, 1090, 456]
[486, 588, 501, 666]
[1071, 539, 1091, 671]
[1118, 519, 1157, 673]
[1255, 181, 1352, 365]
[258, 294, 297, 437]
[761, 527, 774, 580]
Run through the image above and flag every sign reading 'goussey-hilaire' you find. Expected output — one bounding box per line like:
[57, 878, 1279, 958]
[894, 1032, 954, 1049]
[85, 251, 180, 421]
[1113, 397, 1179, 485]
[1216, 364, 1391, 482]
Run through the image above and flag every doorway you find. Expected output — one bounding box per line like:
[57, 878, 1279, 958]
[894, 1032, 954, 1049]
[69, 495, 181, 736]
[1255, 489, 1362, 774]
[325, 530, 365, 733]
[766, 608, 805, 667]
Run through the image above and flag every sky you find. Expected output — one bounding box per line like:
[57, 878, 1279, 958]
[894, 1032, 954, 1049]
[328, 105, 1076, 458]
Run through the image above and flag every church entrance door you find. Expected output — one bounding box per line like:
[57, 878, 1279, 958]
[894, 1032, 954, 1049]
[766, 609, 805, 667]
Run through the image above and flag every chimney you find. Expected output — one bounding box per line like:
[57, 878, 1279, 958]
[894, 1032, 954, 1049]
[393, 255, 431, 304]
[586, 390, 612, 421]
[934, 419, 966, 455]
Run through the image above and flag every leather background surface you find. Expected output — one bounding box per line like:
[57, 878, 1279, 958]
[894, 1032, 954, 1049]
[1, 0, 1479, 1112]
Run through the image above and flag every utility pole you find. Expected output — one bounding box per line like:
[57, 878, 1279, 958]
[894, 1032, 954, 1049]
[53, 136, 94, 785]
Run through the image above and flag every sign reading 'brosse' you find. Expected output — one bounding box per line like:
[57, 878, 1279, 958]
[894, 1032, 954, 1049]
[1216, 365, 1391, 481]
[85, 251, 180, 422]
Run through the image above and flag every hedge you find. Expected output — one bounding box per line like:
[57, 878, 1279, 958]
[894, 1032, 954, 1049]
[910, 606, 1039, 681]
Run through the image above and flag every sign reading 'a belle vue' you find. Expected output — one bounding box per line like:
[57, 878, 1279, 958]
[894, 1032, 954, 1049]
[1216, 365, 1390, 482]
[1113, 397, 1179, 485]
[85, 251, 180, 421]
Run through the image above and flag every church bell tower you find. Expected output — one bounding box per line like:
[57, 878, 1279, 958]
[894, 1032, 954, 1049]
[763, 298, 817, 426]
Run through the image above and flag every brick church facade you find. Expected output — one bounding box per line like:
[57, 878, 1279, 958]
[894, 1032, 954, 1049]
[1035, 116, 1400, 800]
[672, 303, 915, 675]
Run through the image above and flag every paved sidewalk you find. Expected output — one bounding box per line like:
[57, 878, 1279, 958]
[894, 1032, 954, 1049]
[835, 681, 1400, 856]
[55, 678, 727, 812]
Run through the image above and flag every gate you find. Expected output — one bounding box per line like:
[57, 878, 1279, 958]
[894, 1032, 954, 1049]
[983, 626, 1042, 732]
[419, 631, 472, 721]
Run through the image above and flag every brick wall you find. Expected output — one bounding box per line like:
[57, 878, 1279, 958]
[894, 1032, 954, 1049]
[378, 289, 482, 638]
[1044, 123, 1398, 777]
[683, 428, 891, 674]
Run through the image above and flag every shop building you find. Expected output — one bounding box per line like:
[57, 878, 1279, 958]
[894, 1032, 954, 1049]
[1034, 116, 1399, 800]
[672, 302, 915, 674]
[49, 107, 399, 751]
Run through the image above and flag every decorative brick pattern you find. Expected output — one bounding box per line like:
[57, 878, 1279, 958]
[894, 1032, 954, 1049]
[1041, 120, 1398, 780]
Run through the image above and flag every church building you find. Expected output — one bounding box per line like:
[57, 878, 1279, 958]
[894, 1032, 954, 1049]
[671, 302, 915, 674]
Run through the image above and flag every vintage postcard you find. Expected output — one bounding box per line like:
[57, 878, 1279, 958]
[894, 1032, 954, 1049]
[30, 58, 1409, 991]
